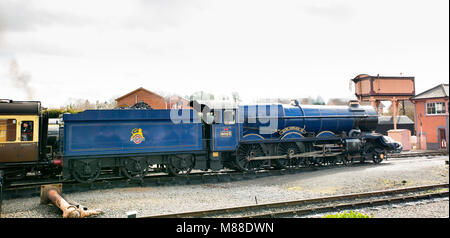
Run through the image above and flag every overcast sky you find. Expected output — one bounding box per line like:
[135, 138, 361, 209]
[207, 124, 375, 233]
[0, 0, 448, 108]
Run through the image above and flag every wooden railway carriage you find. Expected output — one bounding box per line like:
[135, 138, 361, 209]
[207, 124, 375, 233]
[0, 100, 50, 178]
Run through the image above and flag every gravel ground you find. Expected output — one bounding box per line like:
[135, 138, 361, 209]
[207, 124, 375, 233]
[364, 198, 449, 218]
[1, 155, 448, 218]
[303, 197, 449, 218]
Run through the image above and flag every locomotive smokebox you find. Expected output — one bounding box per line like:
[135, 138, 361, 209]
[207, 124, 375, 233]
[349, 103, 378, 132]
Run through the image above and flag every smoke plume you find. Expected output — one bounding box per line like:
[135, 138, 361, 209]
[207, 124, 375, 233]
[9, 59, 34, 100]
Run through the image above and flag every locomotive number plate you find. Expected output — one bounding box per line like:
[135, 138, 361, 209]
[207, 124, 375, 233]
[220, 131, 232, 137]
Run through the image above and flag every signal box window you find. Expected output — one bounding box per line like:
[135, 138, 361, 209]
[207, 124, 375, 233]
[21, 121, 33, 141]
[426, 102, 446, 115]
[0, 119, 17, 142]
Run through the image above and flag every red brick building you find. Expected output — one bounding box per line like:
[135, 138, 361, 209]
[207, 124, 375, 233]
[115, 87, 167, 109]
[167, 96, 191, 109]
[410, 84, 449, 150]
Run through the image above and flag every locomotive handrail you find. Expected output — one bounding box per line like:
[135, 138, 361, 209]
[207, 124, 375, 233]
[242, 126, 279, 133]
[248, 149, 345, 161]
[245, 115, 370, 120]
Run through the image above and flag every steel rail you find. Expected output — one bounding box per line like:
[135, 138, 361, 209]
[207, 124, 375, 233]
[243, 191, 449, 218]
[387, 150, 448, 158]
[141, 183, 449, 218]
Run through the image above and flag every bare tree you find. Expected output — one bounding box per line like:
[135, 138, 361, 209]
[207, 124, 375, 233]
[231, 91, 241, 103]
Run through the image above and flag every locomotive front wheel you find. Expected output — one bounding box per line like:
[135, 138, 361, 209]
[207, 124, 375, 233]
[328, 157, 338, 166]
[341, 155, 353, 166]
[71, 160, 101, 183]
[301, 158, 313, 168]
[166, 154, 195, 176]
[121, 158, 148, 179]
[372, 151, 385, 164]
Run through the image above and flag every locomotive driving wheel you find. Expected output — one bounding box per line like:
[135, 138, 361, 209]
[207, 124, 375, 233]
[234, 144, 265, 171]
[166, 154, 195, 176]
[71, 160, 101, 183]
[121, 158, 148, 179]
[274, 143, 300, 169]
[290, 142, 308, 168]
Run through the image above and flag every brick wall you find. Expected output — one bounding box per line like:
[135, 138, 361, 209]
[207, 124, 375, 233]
[413, 98, 449, 146]
[116, 89, 167, 109]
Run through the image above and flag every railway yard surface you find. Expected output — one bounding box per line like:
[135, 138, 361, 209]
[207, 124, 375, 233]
[1, 155, 449, 218]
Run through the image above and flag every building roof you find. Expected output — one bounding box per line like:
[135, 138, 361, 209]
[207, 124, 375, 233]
[410, 84, 449, 100]
[378, 116, 414, 125]
[115, 87, 164, 101]
[352, 74, 415, 83]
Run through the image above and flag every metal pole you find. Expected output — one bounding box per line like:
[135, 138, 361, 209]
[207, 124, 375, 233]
[392, 98, 398, 130]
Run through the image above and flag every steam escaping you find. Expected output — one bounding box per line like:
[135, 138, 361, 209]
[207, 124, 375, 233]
[9, 59, 34, 100]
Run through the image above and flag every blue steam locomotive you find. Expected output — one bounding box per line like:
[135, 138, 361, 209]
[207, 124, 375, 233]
[0, 99, 401, 183]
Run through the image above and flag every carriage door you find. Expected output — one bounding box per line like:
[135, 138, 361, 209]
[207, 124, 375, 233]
[0, 119, 18, 163]
[211, 109, 238, 151]
[18, 119, 39, 162]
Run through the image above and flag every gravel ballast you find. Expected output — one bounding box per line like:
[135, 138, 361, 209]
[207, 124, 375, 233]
[1, 155, 448, 218]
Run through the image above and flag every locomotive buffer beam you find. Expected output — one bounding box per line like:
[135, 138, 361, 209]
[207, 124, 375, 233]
[40, 184, 102, 218]
[248, 150, 344, 161]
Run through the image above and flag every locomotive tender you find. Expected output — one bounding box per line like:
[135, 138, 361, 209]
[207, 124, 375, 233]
[0, 99, 400, 183]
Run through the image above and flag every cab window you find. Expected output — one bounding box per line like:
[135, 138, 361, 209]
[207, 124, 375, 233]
[21, 121, 34, 141]
[224, 110, 235, 125]
[0, 119, 17, 142]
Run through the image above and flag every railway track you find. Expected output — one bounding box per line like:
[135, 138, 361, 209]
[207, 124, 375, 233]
[387, 150, 448, 158]
[142, 183, 449, 218]
[2, 150, 448, 200]
[2, 167, 320, 200]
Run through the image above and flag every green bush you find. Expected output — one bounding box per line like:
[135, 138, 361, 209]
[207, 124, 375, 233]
[44, 109, 82, 118]
[322, 211, 373, 218]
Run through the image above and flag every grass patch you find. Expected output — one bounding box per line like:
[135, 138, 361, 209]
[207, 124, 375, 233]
[322, 211, 373, 218]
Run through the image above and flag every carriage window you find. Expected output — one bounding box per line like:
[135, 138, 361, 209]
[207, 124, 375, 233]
[21, 121, 34, 141]
[0, 119, 17, 142]
[224, 110, 235, 125]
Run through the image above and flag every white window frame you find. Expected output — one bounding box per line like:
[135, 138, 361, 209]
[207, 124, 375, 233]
[426, 102, 446, 115]
[223, 110, 236, 125]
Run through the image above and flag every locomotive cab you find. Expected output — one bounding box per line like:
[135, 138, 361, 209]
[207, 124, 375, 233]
[210, 108, 238, 150]
[189, 100, 240, 170]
